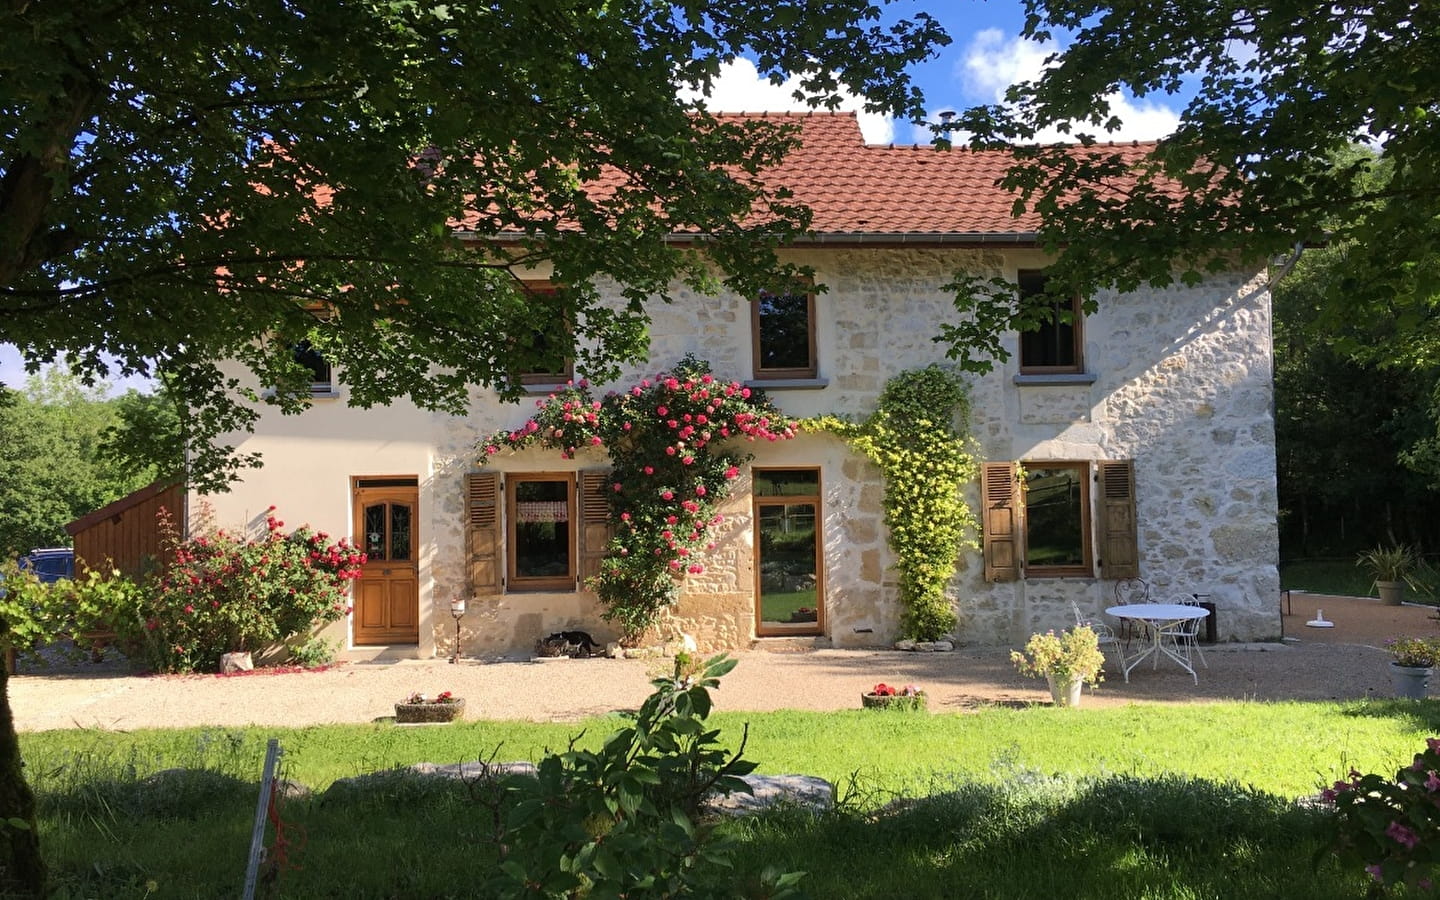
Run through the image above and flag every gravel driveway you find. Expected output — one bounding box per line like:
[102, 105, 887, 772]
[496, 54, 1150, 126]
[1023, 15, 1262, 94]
[9, 593, 1436, 732]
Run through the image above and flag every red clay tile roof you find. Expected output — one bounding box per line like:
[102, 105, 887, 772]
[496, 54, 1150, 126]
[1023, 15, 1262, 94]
[456, 111, 1163, 240]
[727, 111, 1158, 237]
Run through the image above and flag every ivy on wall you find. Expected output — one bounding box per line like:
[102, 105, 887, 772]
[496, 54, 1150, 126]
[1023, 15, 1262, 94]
[805, 365, 979, 641]
[479, 356, 796, 638]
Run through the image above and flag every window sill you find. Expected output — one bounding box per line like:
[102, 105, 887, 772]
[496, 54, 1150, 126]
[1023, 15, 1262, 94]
[262, 387, 340, 400]
[520, 382, 573, 395]
[744, 377, 830, 391]
[1012, 373, 1097, 387]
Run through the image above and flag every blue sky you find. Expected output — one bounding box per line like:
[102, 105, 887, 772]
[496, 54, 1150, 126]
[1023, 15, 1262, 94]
[1, 0, 1189, 394]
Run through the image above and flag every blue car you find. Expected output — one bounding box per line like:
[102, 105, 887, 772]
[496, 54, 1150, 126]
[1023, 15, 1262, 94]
[18, 548, 75, 583]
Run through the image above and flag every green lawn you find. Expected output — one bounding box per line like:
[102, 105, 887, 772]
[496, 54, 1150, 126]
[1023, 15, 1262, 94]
[18, 699, 1440, 897]
[1280, 558, 1379, 598]
[1282, 557, 1439, 603]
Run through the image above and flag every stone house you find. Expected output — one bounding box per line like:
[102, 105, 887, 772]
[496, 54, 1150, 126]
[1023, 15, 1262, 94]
[196, 112, 1280, 659]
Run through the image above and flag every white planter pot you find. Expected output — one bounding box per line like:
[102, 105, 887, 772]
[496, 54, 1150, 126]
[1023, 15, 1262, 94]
[1391, 663, 1432, 700]
[1046, 673, 1085, 708]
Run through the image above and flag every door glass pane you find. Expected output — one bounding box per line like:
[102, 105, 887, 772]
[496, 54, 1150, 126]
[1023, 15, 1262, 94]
[363, 504, 387, 561]
[754, 469, 819, 497]
[390, 504, 412, 561]
[514, 480, 570, 579]
[758, 502, 818, 626]
[1025, 466, 1085, 567]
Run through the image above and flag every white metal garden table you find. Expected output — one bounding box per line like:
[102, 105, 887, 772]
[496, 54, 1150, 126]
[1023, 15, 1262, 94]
[1104, 603, 1210, 684]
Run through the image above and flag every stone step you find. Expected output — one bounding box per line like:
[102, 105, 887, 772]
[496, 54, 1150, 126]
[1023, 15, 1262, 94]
[748, 635, 834, 652]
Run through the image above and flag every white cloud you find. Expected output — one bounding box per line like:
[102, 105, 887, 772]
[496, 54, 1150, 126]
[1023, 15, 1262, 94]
[679, 58, 897, 144]
[957, 29, 1181, 143]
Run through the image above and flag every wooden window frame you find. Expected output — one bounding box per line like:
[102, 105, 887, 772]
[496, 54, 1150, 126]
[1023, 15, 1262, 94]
[1017, 270, 1085, 375]
[751, 290, 818, 380]
[517, 280, 575, 385]
[292, 340, 333, 394]
[1021, 460, 1093, 578]
[505, 472, 577, 592]
[752, 466, 824, 637]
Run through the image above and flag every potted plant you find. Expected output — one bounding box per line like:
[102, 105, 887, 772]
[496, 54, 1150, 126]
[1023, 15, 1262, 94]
[1385, 638, 1439, 699]
[1357, 545, 1421, 606]
[860, 682, 927, 711]
[394, 691, 465, 723]
[1011, 626, 1106, 707]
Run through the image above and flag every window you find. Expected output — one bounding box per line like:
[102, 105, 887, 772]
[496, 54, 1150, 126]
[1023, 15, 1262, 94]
[517, 281, 574, 385]
[505, 474, 576, 591]
[1022, 462, 1091, 576]
[1017, 270, 1083, 374]
[292, 340, 333, 394]
[752, 290, 817, 380]
[754, 468, 823, 635]
[981, 460, 1138, 582]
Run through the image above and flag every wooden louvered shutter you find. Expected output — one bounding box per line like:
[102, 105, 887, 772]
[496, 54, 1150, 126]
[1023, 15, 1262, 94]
[465, 473, 502, 594]
[1097, 460, 1139, 579]
[578, 469, 615, 587]
[981, 462, 1021, 582]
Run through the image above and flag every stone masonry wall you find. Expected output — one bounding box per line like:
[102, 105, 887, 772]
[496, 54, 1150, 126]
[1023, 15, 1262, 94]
[426, 248, 1278, 654]
[208, 247, 1277, 658]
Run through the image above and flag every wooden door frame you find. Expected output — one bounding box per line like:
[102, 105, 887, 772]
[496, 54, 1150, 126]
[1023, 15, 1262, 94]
[752, 467, 825, 638]
[351, 475, 420, 645]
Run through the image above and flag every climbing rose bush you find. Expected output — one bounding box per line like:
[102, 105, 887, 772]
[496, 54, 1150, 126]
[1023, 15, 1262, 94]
[135, 507, 362, 672]
[481, 356, 796, 638]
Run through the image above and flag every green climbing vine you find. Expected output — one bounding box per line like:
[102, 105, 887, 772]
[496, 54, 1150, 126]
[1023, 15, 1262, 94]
[805, 365, 979, 641]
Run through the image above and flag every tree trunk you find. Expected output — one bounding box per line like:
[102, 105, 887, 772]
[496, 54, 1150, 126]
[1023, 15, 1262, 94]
[0, 662, 45, 896]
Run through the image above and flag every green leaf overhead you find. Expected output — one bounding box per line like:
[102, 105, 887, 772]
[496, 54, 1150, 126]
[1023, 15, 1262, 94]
[0, 1, 948, 490]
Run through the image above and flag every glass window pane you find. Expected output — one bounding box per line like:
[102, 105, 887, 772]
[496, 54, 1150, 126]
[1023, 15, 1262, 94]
[364, 504, 387, 561]
[753, 469, 820, 496]
[514, 480, 570, 579]
[758, 502, 818, 625]
[390, 504, 412, 561]
[757, 293, 812, 371]
[293, 341, 331, 386]
[1025, 466, 1085, 567]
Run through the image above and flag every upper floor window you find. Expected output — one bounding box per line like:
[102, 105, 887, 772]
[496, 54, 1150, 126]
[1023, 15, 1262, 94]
[1017, 270, 1083, 374]
[752, 290, 817, 380]
[518, 281, 574, 386]
[292, 340, 333, 394]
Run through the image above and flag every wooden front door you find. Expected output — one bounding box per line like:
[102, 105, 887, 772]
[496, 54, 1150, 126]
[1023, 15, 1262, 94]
[353, 477, 420, 645]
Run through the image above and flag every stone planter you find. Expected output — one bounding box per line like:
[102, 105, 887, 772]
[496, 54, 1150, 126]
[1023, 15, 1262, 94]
[394, 699, 466, 723]
[1377, 580, 1405, 606]
[1390, 664, 1432, 700]
[860, 692, 927, 712]
[1046, 673, 1085, 708]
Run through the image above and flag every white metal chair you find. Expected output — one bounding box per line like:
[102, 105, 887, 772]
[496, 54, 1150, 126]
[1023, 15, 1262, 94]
[1112, 577, 1151, 645]
[1164, 594, 1208, 670]
[1073, 601, 1125, 673]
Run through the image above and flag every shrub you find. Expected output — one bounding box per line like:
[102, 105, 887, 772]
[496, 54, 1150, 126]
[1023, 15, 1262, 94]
[1327, 737, 1440, 890]
[130, 508, 362, 672]
[1011, 626, 1106, 686]
[482, 653, 803, 898]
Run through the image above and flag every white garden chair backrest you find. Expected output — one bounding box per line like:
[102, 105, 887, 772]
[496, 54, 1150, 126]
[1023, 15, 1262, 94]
[1114, 577, 1150, 606]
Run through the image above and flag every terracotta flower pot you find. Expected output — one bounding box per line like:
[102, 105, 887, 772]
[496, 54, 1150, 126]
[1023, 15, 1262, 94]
[1377, 580, 1405, 607]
